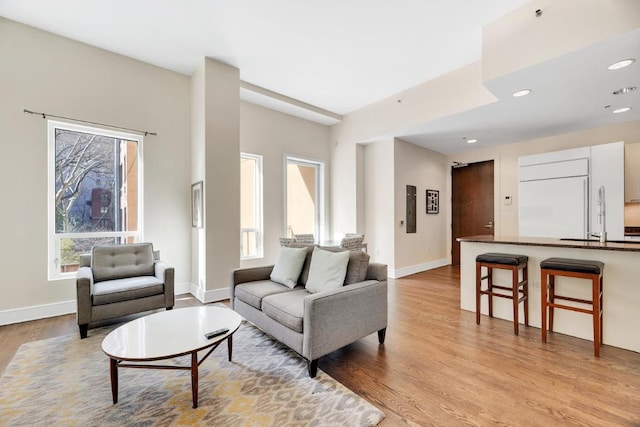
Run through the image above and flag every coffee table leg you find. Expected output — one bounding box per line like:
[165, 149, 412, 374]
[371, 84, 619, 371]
[228, 336, 233, 361]
[191, 352, 198, 409]
[110, 358, 118, 404]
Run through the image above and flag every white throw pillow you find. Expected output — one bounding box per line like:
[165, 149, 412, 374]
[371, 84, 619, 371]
[270, 247, 308, 288]
[305, 247, 350, 294]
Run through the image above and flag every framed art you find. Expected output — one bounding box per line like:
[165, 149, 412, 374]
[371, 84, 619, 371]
[426, 189, 439, 214]
[191, 181, 203, 228]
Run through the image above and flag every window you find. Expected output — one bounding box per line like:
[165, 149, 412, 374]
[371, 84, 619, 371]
[240, 153, 263, 259]
[285, 156, 324, 240]
[48, 121, 143, 279]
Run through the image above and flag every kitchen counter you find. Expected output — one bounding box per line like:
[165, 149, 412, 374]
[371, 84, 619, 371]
[458, 235, 640, 353]
[458, 235, 640, 251]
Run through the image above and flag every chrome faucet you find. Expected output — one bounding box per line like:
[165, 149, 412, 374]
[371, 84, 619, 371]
[590, 185, 607, 243]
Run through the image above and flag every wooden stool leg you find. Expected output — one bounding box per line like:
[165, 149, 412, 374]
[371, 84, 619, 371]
[475, 262, 482, 325]
[487, 267, 493, 318]
[512, 266, 519, 335]
[593, 275, 601, 357]
[548, 274, 555, 331]
[541, 269, 548, 343]
[599, 275, 604, 345]
[523, 265, 529, 327]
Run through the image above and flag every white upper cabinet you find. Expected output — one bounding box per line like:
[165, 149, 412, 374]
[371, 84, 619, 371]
[625, 143, 640, 203]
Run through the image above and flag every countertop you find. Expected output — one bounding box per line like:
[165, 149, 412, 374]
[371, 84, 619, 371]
[457, 235, 640, 252]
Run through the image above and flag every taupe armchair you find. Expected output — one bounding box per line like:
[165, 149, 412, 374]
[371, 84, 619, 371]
[76, 242, 174, 338]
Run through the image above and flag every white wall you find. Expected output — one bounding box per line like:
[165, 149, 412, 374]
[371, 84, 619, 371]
[190, 58, 241, 302]
[393, 139, 448, 276]
[363, 140, 395, 268]
[0, 18, 191, 322]
[239, 102, 331, 268]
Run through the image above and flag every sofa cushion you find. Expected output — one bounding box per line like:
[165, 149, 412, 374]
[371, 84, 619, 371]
[286, 243, 315, 285]
[305, 248, 350, 294]
[92, 276, 164, 305]
[318, 246, 370, 285]
[92, 243, 155, 283]
[262, 289, 309, 333]
[270, 246, 308, 288]
[235, 280, 297, 310]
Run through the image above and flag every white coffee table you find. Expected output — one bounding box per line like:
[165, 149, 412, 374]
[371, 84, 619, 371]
[101, 306, 242, 408]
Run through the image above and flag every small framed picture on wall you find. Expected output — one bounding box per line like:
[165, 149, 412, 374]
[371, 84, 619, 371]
[191, 181, 204, 228]
[426, 189, 439, 214]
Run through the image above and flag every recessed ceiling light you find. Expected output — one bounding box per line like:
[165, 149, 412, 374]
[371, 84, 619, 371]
[608, 59, 635, 70]
[612, 107, 632, 114]
[466, 139, 478, 144]
[613, 86, 637, 95]
[513, 89, 531, 97]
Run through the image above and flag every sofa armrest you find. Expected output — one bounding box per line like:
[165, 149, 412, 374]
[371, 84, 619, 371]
[76, 266, 94, 325]
[230, 265, 274, 308]
[231, 265, 274, 285]
[366, 262, 387, 281]
[302, 279, 388, 361]
[155, 261, 175, 308]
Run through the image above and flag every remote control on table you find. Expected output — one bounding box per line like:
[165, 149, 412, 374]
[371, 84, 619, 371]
[205, 328, 229, 339]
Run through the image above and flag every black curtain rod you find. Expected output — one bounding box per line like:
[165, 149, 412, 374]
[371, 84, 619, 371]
[23, 109, 157, 136]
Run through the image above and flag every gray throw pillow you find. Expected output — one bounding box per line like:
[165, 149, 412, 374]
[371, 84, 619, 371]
[285, 243, 315, 285]
[270, 247, 308, 288]
[318, 246, 370, 285]
[305, 248, 350, 294]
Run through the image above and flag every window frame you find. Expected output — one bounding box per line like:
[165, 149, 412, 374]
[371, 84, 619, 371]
[47, 120, 144, 280]
[284, 155, 325, 242]
[240, 152, 264, 260]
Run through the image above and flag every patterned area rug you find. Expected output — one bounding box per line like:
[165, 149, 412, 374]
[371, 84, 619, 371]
[0, 321, 384, 426]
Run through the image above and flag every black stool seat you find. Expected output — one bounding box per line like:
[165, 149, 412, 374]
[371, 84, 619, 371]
[540, 257, 603, 275]
[476, 253, 528, 266]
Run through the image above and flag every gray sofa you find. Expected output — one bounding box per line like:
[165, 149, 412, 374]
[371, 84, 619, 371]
[231, 246, 387, 377]
[76, 242, 175, 338]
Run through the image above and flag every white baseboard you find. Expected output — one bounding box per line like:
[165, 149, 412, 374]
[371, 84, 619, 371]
[189, 285, 230, 304]
[0, 282, 204, 326]
[388, 258, 449, 279]
[0, 300, 76, 326]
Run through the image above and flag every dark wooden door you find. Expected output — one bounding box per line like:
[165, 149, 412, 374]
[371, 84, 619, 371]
[451, 160, 494, 265]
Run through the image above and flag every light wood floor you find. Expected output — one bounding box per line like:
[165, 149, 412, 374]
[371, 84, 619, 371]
[2, 266, 639, 426]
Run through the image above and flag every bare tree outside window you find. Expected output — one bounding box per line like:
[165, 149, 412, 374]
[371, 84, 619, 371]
[49, 122, 141, 277]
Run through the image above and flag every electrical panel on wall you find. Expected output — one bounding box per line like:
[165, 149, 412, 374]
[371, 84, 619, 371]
[406, 185, 416, 233]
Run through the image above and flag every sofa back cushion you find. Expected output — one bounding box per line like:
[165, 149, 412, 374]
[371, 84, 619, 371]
[305, 248, 350, 294]
[92, 243, 155, 283]
[270, 246, 308, 288]
[286, 243, 315, 285]
[319, 246, 370, 285]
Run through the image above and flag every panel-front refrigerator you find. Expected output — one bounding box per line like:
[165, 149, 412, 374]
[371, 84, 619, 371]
[519, 176, 588, 239]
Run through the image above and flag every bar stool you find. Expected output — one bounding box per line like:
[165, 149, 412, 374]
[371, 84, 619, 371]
[476, 253, 529, 335]
[540, 257, 604, 357]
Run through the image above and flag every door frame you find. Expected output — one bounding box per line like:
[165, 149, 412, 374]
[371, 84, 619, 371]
[450, 159, 496, 265]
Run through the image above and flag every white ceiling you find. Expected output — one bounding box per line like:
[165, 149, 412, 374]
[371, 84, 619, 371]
[1, 0, 638, 154]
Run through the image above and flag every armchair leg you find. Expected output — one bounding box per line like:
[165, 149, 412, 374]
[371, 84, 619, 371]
[307, 359, 318, 378]
[79, 324, 88, 339]
[378, 328, 387, 344]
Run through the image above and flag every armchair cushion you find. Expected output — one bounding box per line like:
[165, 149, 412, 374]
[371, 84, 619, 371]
[92, 276, 164, 305]
[91, 243, 155, 282]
